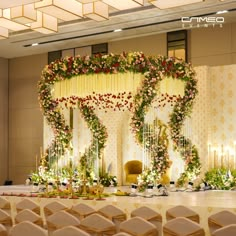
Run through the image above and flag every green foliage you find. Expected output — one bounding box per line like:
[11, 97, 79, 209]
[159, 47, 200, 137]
[203, 168, 236, 190]
[99, 173, 118, 187]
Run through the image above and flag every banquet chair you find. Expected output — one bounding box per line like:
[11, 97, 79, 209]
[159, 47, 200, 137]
[46, 210, 80, 233]
[0, 224, 7, 236]
[119, 216, 158, 236]
[16, 198, 40, 215]
[97, 204, 127, 232]
[43, 201, 69, 218]
[69, 203, 96, 220]
[124, 160, 142, 184]
[79, 213, 116, 236]
[163, 217, 205, 236]
[15, 209, 44, 227]
[0, 197, 11, 215]
[9, 221, 48, 236]
[0, 209, 13, 232]
[131, 206, 162, 236]
[211, 224, 236, 236]
[208, 210, 236, 235]
[166, 205, 200, 223]
[113, 233, 132, 236]
[52, 225, 90, 236]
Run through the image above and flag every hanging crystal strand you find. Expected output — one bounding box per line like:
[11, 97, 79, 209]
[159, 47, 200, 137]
[96, 138, 99, 181]
[142, 117, 145, 172]
[148, 123, 150, 169]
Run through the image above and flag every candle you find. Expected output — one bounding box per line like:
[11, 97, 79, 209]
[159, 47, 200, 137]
[214, 150, 216, 169]
[208, 143, 211, 169]
[227, 149, 230, 169]
[40, 147, 43, 159]
[36, 155, 38, 172]
[221, 145, 224, 168]
[48, 147, 51, 168]
[234, 141, 236, 169]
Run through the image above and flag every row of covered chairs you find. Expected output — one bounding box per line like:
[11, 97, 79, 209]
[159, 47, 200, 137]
[1, 196, 236, 235]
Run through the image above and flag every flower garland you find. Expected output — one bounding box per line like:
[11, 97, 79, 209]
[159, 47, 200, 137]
[38, 52, 200, 185]
[78, 102, 108, 177]
[130, 55, 200, 186]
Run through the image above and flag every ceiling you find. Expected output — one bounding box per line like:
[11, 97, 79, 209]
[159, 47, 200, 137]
[0, 0, 236, 59]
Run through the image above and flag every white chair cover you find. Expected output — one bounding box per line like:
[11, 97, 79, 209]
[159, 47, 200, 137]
[166, 205, 200, 223]
[0, 208, 13, 232]
[79, 213, 116, 236]
[52, 225, 90, 236]
[212, 224, 236, 236]
[0, 197, 11, 215]
[9, 221, 48, 236]
[208, 210, 236, 235]
[16, 198, 40, 215]
[0, 224, 7, 236]
[163, 217, 205, 236]
[98, 205, 126, 232]
[119, 216, 158, 236]
[43, 201, 69, 218]
[15, 209, 44, 227]
[113, 233, 132, 236]
[69, 203, 96, 220]
[46, 210, 80, 231]
[131, 206, 162, 236]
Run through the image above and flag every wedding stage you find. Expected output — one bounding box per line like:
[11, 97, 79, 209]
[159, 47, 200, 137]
[1, 185, 236, 236]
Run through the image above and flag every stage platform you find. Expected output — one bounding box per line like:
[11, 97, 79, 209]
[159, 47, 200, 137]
[1, 185, 236, 236]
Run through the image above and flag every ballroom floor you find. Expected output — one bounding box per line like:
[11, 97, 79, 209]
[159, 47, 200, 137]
[1, 185, 236, 236]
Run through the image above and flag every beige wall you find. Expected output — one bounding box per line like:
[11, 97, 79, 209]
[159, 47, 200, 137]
[190, 22, 236, 66]
[9, 54, 47, 184]
[0, 58, 8, 184]
[109, 33, 167, 56]
[4, 22, 236, 184]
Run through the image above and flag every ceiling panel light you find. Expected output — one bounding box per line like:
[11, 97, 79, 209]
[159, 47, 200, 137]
[102, 0, 144, 10]
[149, 0, 203, 9]
[83, 1, 108, 21]
[0, 0, 41, 9]
[31, 11, 57, 34]
[35, 0, 83, 21]
[0, 9, 29, 31]
[0, 27, 8, 39]
[78, 0, 98, 3]
[10, 4, 37, 24]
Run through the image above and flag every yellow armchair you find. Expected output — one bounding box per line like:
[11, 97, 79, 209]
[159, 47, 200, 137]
[124, 160, 142, 184]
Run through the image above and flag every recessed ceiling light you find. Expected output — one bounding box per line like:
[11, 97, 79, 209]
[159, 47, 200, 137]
[114, 29, 122, 32]
[216, 10, 229, 14]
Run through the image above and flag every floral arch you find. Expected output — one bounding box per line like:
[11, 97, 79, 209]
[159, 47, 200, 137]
[38, 52, 201, 186]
